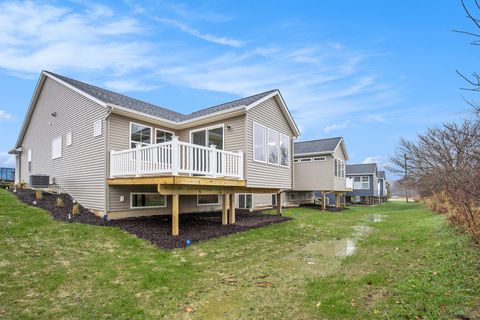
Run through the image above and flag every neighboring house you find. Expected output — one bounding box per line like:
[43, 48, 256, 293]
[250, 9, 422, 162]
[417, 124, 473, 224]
[346, 163, 381, 205]
[378, 170, 388, 202]
[284, 137, 351, 209]
[9, 71, 300, 235]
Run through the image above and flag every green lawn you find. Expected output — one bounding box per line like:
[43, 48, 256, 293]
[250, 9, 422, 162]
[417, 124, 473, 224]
[0, 190, 479, 319]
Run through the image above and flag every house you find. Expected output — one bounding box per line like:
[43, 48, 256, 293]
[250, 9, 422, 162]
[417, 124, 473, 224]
[346, 163, 381, 205]
[378, 170, 388, 202]
[9, 71, 300, 235]
[283, 137, 351, 209]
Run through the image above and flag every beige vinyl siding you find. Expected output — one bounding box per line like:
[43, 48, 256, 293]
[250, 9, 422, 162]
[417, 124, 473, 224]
[332, 145, 348, 191]
[246, 97, 294, 189]
[294, 155, 334, 191]
[19, 78, 107, 210]
[108, 113, 179, 151]
[177, 115, 245, 152]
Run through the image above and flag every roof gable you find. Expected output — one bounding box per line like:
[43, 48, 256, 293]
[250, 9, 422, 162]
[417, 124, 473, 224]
[294, 137, 346, 157]
[346, 163, 378, 175]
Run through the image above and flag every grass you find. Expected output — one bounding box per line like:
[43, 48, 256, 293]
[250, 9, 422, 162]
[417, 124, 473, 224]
[0, 190, 479, 319]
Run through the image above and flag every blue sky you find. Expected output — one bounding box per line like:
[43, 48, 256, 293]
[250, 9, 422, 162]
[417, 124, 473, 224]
[0, 0, 477, 177]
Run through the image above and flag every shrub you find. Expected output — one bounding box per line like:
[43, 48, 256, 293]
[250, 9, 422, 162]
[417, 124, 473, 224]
[72, 203, 80, 216]
[56, 197, 64, 207]
[35, 190, 43, 200]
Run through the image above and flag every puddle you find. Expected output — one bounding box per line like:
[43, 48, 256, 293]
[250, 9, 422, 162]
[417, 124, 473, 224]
[335, 239, 356, 257]
[368, 214, 385, 222]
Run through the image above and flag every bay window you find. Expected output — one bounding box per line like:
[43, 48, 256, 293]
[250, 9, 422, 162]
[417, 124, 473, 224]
[268, 129, 279, 165]
[253, 123, 266, 162]
[279, 134, 289, 166]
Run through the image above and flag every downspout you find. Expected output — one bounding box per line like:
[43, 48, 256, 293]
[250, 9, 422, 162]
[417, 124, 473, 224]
[104, 106, 114, 218]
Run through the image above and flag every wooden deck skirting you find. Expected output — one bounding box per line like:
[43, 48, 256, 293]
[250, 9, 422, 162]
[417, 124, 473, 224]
[107, 175, 246, 187]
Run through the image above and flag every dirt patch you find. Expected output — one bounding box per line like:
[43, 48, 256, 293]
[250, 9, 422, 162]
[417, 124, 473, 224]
[11, 189, 291, 250]
[299, 204, 348, 212]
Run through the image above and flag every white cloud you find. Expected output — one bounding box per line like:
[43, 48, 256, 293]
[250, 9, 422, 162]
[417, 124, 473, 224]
[0, 110, 13, 121]
[155, 17, 245, 47]
[362, 156, 389, 170]
[323, 120, 351, 133]
[0, 1, 151, 76]
[0, 152, 15, 168]
[362, 113, 385, 123]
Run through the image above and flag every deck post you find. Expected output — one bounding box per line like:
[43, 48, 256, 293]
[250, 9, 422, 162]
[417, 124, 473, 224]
[343, 193, 347, 208]
[209, 144, 217, 177]
[222, 193, 228, 225]
[172, 193, 179, 236]
[321, 191, 325, 210]
[228, 193, 236, 224]
[335, 192, 339, 209]
[276, 193, 283, 215]
[171, 136, 179, 176]
[135, 144, 142, 177]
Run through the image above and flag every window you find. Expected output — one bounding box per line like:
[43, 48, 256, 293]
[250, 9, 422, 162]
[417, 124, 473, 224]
[335, 159, 345, 178]
[314, 156, 326, 161]
[27, 149, 32, 172]
[353, 176, 370, 189]
[131, 193, 167, 209]
[155, 129, 173, 144]
[294, 159, 299, 163]
[253, 123, 266, 162]
[66, 132, 72, 146]
[52, 137, 62, 159]
[271, 194, 277, 206]
[197, 194, 220, 206]
[279, 134, 289, 166]
[130, 122, 151, 148]
[305, 192, 315, 200]
[300, 158, 312, 162]
[238, 194, 253, 209]
[191, 125, 224, 150]
[268, 129, 279, 165]
[94, 120, 102, 137]
[289, 193, 297, 201]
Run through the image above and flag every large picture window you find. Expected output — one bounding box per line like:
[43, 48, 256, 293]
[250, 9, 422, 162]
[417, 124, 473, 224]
[131, 193, 167, 208]
[191, 125, 224, 149]
[268, 129, 279, 165]
[130, 123, 151, 148]
[353, 176, 370, 189]
[253, 123, 266, 162]
[197, 194, 220, 206]
[279, 134, 289, 166]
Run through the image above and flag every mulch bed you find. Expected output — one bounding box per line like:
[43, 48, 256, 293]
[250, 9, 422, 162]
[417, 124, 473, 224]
[299, 204, 348, 212]
[10, 189, 291, 249]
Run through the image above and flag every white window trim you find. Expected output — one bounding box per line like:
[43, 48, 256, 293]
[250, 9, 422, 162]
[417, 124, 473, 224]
[197, 194, 221, 206]
[279, 133, 290, 168]
[130, 192, 167, 209]
[52, 136, 62, 159]
[237, 193, 253, 209]
[189, 123, 225, 149]
[66, 132, 72, 146]
[253, 122, 267, 164]
[267, 128, 280, 166]
[130, 121, 153, 149]
[155, 128, 175, 144]
[94, 119, 102, 137]
[27, 149, 32, 162]
[353, 176, 370, 190]
[313, 156, 326, 161]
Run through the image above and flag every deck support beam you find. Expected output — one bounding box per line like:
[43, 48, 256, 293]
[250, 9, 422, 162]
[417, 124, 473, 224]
[172, 193, 179, 236]
[222, 193, 228, 225]
[343, 193, 347, 208]
[321, 191, 325, 211]
[228, 193, 236, 224]
[335, 192, 339, 209]
[276, 193, 283, 215]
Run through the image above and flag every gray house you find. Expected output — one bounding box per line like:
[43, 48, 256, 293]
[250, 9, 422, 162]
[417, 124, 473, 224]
[284, 137, 351, 209]
[346, 163, 380, 205]
[9, 71, 300, 235]
[378, 170, 388, 202]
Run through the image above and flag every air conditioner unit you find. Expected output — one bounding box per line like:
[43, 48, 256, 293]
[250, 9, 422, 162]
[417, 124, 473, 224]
[30, 174, 50, 188]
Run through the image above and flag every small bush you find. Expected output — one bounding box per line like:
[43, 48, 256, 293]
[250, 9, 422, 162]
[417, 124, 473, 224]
[35, 190, 43, 200]
[56, 197, 64, 207]
[72, 203, 80, 216]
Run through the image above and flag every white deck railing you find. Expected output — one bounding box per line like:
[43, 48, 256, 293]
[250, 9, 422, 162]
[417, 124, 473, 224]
[346, 177, 354, 190]
[110, 136, 244, 179]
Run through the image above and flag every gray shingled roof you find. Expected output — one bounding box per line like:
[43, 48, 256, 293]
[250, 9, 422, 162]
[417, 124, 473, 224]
[294, 137, 342, 155]
[45, 71, 277, 122]
[378, 170, 386, 179]
[346, 163, 377, 175]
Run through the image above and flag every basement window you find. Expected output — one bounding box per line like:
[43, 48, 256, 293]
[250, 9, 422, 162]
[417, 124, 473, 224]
[197, 195, 220, 206]
[131, 193, 167, 209]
